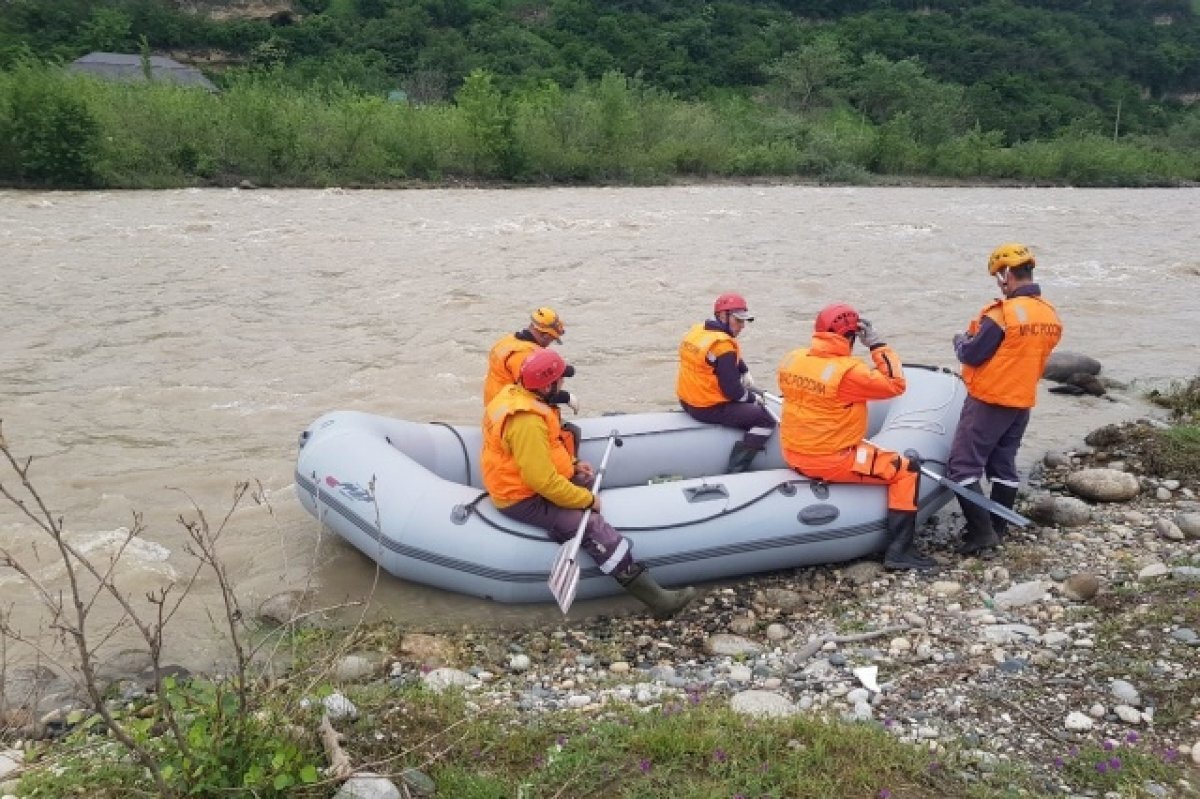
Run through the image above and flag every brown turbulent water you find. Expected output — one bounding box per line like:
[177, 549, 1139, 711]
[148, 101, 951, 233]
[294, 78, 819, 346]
[1, 185, 1198, 671]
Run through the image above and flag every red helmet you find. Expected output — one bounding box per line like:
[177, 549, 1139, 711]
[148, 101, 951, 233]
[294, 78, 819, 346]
[520, 349, 568, 391]
[814, 303, 860, 336]
[714, 292, 753, 321]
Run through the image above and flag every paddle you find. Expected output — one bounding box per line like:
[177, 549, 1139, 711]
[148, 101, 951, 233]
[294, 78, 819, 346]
[762, 393, 1029, 528]
[548, 430, 622, 614]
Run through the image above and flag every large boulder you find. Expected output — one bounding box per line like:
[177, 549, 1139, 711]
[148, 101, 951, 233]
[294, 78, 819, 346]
[1066, 469, 1141, 502]
[1043, 351, 1102, 383]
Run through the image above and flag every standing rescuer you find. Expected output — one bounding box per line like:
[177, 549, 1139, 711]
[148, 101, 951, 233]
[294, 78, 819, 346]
[949, 243, 1063, 555]
[676, 292, 778, 473]
[776, 303, 936, 571]
[482, 349, 697, 619]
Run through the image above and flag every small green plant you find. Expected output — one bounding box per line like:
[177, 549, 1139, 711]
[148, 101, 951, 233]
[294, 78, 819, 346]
[1055, 733, 1183, 795]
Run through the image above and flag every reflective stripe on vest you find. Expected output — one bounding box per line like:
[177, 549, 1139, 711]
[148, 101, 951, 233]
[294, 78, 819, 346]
[962, 296, 1062, 408]
[483, 334, 538, 405]
[676, 323, 741, 407]
[777, 349, 866, 455]
[481, 384, 575, 504]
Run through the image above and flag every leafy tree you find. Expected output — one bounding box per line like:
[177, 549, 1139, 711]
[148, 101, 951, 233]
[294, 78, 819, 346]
[764, 34, 850, 112]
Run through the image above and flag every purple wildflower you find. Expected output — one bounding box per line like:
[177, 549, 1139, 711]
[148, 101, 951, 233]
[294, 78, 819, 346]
[928, 761, 942, 773]
[1164, 747, 1180, 763]
[878, 790, 892, 799]
[1069, 745, 1080, 758]
[1109, 757, 1122, 771]
[556, 735, 568, 747]
[1125, 731, 1140, 744]
[1052, 757, 1064, 770]
[534, 754, 545, 769]
[713, 748, 728, 763]
[1096, 761, 1108, 774]
[639, 758, 653, 774]
[1102, 739, 1115, 751]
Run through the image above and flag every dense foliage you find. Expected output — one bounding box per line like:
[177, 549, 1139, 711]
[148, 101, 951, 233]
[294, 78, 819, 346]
[2, 0, 1199, 186]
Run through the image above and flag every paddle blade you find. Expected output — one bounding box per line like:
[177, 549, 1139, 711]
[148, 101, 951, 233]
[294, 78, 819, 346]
[548, 547, 581, 614]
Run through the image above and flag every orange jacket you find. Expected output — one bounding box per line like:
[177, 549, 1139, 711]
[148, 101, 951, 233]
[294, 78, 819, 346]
[777, 333, 906, 455]
[483, 333, 539, 406]
[962, 296, 1062, 408]
[482, 384, 592, 509]
[676, 323, 742, 407]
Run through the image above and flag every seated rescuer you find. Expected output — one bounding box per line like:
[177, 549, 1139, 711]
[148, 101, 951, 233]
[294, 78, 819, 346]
[948, 242, 1063, 555]
[676, 292, 778, 474]
[482, 349, 697, 619]
[484, 307, 579, 411]
[776, 304, 936, 571]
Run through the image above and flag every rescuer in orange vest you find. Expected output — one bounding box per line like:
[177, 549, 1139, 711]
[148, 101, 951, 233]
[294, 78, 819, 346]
[482, 349, 697, 619]
[948, 243, 1063, 555]
[776, 303, 936, 571]
[483, 307, 579, 410]
[676, 292, 777, 474]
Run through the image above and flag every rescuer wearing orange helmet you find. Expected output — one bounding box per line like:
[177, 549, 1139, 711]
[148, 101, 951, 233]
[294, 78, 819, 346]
[776, 303, 936, 571]
[484, 307, 578, 410]
[482, 349, 697, 619]
[948, 243, 1063, 555]
[676, 292, 778, 474]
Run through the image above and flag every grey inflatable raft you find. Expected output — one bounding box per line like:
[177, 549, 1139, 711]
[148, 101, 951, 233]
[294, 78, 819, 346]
[295, 364, 965, 603]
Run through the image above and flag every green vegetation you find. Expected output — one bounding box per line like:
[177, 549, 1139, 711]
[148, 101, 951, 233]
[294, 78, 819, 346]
[19, 674, 324, 797]
[1146, 375, 1200, 478]
[1, 0, 1199, 187]
[1, 60, 1199, 188]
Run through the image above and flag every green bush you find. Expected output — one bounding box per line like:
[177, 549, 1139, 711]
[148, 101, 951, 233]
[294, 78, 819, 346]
[0, 64, 101, 186]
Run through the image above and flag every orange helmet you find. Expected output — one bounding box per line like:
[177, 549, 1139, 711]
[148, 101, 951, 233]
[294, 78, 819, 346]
[814, 303, 860, 336]
[987, 242, 1035, 275]
[714, 292, 753, 321]
[520, 348, 568, 391]
[530, 307, 565, 340]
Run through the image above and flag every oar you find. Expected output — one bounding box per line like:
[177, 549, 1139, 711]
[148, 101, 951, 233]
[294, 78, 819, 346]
[548, 430, 622, 614]
[766, 393, 1029, 528]
[900, 449, 1030, 528]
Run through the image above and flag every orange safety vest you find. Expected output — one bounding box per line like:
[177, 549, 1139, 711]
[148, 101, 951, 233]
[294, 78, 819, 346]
[777, 349, 867, 455]
[483, 334, 539, 405]
[676, 323, 742, 408]
[962, 295, 1062, 409]
[481, 384, 576, 504]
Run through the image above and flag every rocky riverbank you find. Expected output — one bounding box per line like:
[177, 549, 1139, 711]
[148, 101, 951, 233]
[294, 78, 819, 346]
[317, 417, 1198, 798]
[3, 417, 1199, 798]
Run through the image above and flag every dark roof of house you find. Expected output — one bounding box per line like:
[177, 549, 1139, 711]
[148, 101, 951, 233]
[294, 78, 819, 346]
[68, 52, 218, 91]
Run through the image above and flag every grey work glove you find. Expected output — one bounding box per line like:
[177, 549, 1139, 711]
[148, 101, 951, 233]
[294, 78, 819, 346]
[564, 392, 580, 415]
[858, 318, 885, 349]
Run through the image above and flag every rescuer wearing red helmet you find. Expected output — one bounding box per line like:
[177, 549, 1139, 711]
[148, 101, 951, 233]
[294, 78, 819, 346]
[484, 307, 578, 410]
[948, 243, 1063, 555]
[482, 349, 696, 619]
[676, 292, 778, 473]
[776, 303, 936, 571]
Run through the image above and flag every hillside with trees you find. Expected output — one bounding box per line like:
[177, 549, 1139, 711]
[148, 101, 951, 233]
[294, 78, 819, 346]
[2, 0, 1199, 187]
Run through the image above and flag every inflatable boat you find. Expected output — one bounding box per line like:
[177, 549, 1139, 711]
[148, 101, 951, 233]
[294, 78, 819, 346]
[295, 365, 966, 603]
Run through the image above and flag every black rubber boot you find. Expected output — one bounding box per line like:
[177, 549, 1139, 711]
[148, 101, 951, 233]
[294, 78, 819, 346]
[883, 510, 937, 571]
[726, 441, 760, 474]
[956, 481, 1000, 555]
[617, 564, 697, 619]
[989, 483, 1019, 541]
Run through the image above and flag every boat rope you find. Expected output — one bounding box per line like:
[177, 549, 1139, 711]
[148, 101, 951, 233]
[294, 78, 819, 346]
[430, 421, 473, 486]
[874, 363, 964, 437]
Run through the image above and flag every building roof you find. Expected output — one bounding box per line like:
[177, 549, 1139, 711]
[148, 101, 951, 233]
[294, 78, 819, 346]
[68, 52, 218, 91]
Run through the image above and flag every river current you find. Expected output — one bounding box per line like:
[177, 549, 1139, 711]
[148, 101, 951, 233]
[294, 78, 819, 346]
[2, 186, 1198, 669]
